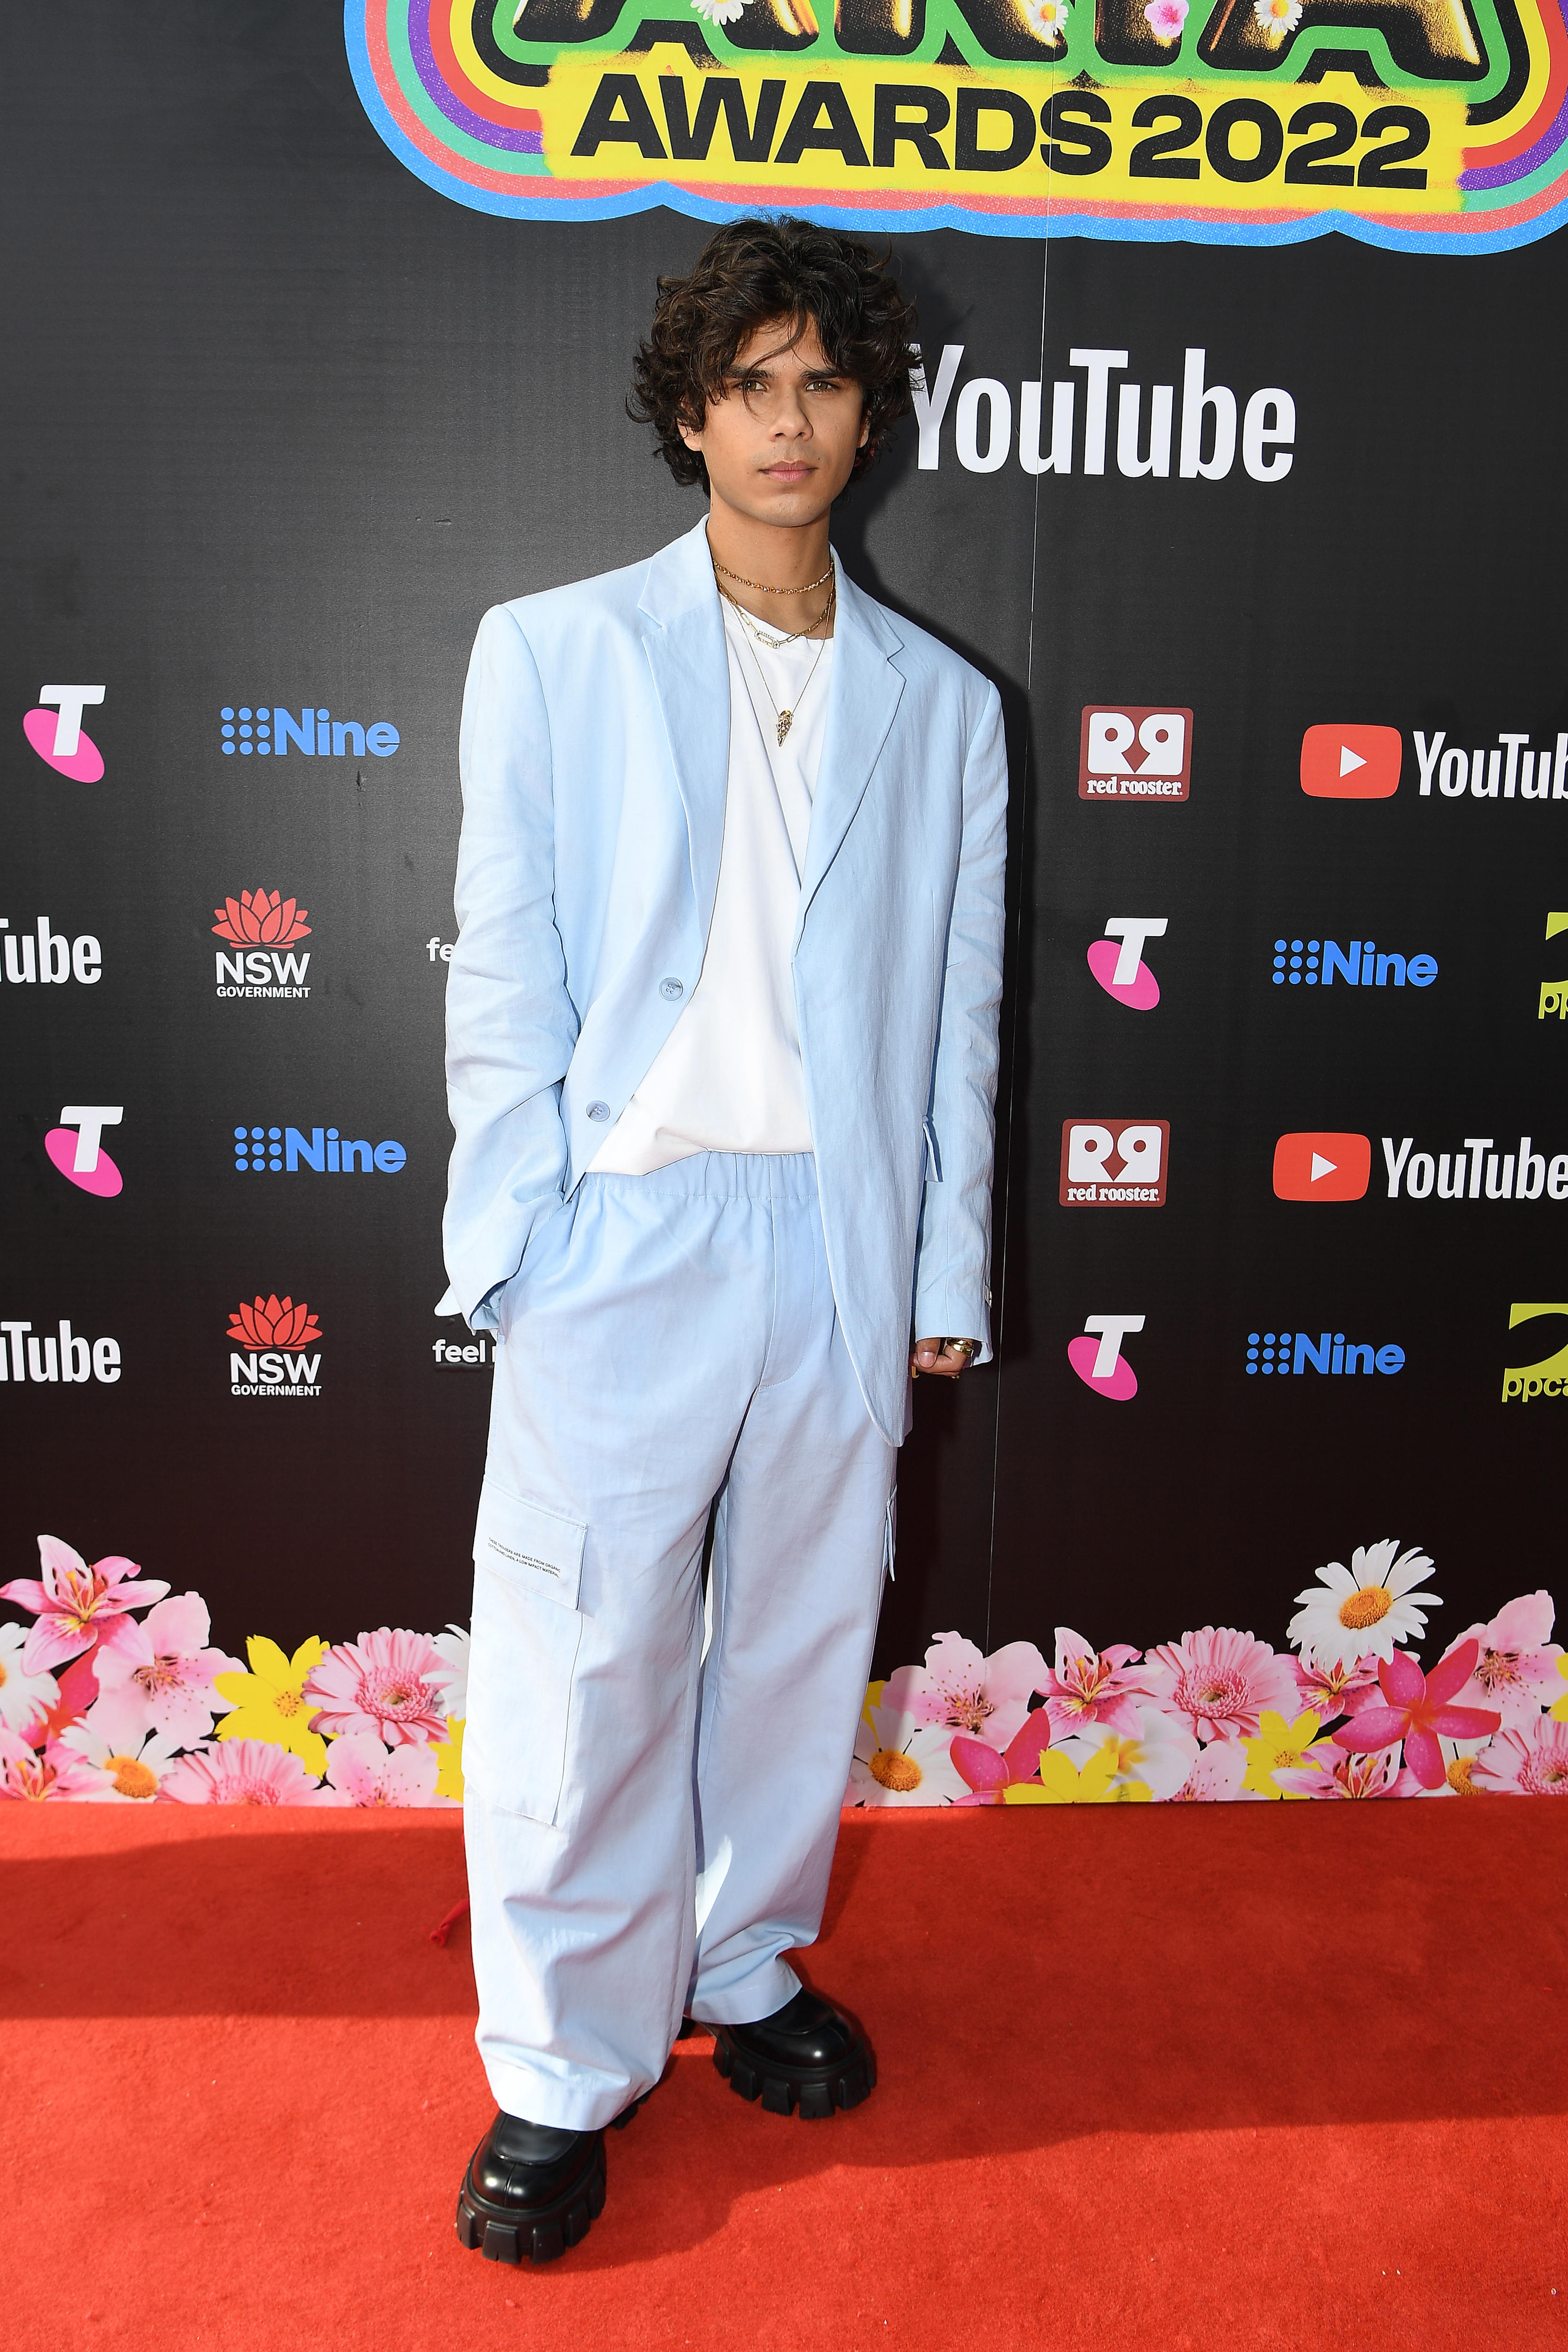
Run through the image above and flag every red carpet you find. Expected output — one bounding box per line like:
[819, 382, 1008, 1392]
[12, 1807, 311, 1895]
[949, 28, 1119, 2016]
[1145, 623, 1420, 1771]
[2, 1803, 1564, 2352]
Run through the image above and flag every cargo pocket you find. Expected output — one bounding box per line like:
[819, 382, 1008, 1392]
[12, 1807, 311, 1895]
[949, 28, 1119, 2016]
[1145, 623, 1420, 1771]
[466, 1478, 586, 1827]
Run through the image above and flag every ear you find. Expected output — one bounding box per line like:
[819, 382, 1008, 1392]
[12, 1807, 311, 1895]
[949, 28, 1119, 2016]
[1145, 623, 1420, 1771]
[857, 407, 870, 450]
[678, 417, 703, 453]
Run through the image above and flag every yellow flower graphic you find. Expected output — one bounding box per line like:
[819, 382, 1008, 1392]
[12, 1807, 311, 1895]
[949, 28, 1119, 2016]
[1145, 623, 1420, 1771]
[1242, 1707, 1333, 1799]
[860, 1679, 886, 1730]
[431, 1716, 466, 1802]
[1005, 1738, 1151, 1804]
[213, 1635, 330, 1774]
[1551, 1657, 1568, 1723]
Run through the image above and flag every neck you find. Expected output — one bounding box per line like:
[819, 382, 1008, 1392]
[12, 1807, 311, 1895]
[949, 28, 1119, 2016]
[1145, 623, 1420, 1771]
[704, 497, 833, 629]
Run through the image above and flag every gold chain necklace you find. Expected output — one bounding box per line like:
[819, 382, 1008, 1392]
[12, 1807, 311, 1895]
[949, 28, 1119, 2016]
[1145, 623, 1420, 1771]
[716, 571, 835, 655]
[711, 556, 834, 596]
[723, 587, 833, 747]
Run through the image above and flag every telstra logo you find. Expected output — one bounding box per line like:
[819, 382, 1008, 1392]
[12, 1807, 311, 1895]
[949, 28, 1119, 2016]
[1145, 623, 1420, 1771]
[22, 687, 106, 781]
[1067, 1314, 1143, 1401]
[219, 707, 399, 757]
[1086, 918, 1166, 1010]
[45, 1107, 123, 1198]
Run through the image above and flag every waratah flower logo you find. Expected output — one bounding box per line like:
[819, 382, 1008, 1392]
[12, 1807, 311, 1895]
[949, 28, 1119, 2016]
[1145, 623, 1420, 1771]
[212, 890, 311, 947]
[226, 1296, 324, 1349]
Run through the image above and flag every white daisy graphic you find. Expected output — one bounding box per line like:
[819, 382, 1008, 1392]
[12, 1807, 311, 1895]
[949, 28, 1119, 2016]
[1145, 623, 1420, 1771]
[1287, 1539, 1441, 1669]
[59, 1710, 183, 1801]
[1253, 0, 1302, 32]
[691, 0, 748, 23]
[847, 1706, 967, 1806]
[1024, 0, 1071, 39]
[0, 1621, 58, 1736]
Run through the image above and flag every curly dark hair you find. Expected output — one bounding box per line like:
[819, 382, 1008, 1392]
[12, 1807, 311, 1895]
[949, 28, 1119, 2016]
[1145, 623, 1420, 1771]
[628, 215, 918, 493]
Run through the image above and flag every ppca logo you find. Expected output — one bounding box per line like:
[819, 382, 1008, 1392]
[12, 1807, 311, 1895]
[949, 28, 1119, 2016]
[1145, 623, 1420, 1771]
[22, 687, 106, 781]
[1060, 1120, 1168, 1206]
[1067, 1313, 1143, 1401]
[213, 889, 312, 999]
[1086, 917, 1166, 1010]
[1501, 1303, 1568, 1404]
[228, 1295, 323, 1398]
[1079, 707, 1191, 803]
[45, 1107, 123, 1198]
[1538, 912, 1567, 1023]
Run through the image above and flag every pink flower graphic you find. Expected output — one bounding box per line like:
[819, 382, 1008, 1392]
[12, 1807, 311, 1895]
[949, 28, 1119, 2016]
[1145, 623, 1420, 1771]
[324, 1733, 454, 1807]
[91, 1593, 242, 1749]
[1474, 1717, 1568, 1796]
[1146, 1626, 1298, 1742]
[1039, 1627, 1157, 1739]
[0, 1622, 58, 1737]
[1143, 0, 1188, 37]
[1, 1534, 170, 1674]
[302, 1627, 454, 1748]
[158, 1739, 337, 1805]
[1333, 1639, 1501, 1790]
[949, 1714, 1052, 1806]
[0, 1726, 101, 1802]
[1292, 1648, 1381, 1725]
[1170, 1741, 1256, 1802]
[1276, 1748, 1408, 1801]
[1438, 1593, 1562, 1731]
[881, 1631, 1048, 1751]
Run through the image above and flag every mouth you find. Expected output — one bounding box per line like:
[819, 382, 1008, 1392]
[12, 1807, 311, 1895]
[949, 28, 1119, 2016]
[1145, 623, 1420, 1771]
[762, 462, 815, 483]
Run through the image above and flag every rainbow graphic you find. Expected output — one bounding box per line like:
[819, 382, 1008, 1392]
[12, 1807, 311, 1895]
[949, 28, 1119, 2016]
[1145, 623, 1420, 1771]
[347, 0, 1568, 251]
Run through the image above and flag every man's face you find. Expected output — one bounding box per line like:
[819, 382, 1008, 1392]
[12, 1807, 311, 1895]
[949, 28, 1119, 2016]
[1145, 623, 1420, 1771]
[680, 318, 868, 528]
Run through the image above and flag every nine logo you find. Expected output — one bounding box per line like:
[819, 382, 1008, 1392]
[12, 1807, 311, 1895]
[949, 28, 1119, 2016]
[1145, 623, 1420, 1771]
[1382, 1135, 1568, 1201]
[219, 707, 399, 757]
[0, 1319, 121, 1385]
[1501, 1303, 1568, 1404]
[1060, 1120, 1169, 1207]
[1299, 724, 1402, 799]
[1247, 1329, 1406, 1378]
[214, 889, 313, 999]
[22, 687, 106, 782]
[1273, 1133, 1372, 1203]
[1086, 916, 1166, 1010]
[228, 1295, 324, 1399]
[233, 1125, 406, 1175]
[2, 918, 102, 987]
[45, 1107, 123, 1199]
[1079, 707, 1192, 803]
[1067, 1314, 1143, 1401]
[1271, 937, 1437, 988]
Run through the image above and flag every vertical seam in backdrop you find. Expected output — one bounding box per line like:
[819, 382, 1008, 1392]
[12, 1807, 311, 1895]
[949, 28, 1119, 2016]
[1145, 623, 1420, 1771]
[982, 216, 1051, 1660]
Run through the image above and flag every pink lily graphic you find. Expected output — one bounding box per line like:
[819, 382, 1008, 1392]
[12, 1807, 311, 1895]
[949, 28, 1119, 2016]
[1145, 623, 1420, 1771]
[949, 1713, 1052, 1805]
[0, 1536, 169, 1675]
[1333, 1638, 1501, 1790]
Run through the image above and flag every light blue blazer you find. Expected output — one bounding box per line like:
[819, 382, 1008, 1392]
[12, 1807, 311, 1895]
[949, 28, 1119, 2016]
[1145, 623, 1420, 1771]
[442, 516, 1008, 1447]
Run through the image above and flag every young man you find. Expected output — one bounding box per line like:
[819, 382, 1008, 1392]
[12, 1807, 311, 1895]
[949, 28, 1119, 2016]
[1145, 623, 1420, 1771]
[442, 215, 1007, 2265]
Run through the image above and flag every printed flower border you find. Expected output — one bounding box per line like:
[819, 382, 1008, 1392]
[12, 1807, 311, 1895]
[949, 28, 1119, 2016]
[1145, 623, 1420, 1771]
[3, 1532, 1565, 1807]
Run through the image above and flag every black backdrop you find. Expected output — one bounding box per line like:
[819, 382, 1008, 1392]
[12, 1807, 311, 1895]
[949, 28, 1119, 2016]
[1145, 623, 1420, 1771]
[4, 1, 1565, 1685]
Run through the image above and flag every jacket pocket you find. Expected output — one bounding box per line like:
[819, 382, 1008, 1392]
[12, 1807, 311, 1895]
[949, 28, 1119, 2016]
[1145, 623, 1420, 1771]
[466, 1479, 586, 1825]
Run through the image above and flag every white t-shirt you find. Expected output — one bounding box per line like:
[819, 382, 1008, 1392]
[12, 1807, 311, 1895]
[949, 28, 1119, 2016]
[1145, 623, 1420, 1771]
[586, 593, 836, 1174]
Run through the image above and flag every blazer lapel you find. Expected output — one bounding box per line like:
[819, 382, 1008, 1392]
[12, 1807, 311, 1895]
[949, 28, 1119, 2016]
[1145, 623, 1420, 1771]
[797, 562, 905, 936]
[638, 519, 730, 939]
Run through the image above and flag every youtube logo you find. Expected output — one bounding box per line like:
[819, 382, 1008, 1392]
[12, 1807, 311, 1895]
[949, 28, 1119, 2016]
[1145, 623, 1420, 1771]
[1272, 1132, 1372, 1202]
[1300, 725, 1402, 800]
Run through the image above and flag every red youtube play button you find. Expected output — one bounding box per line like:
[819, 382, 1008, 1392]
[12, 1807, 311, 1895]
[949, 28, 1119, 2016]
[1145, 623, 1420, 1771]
[1273, 1132, 1372, 1202]
[1300, 724, 1403, 799]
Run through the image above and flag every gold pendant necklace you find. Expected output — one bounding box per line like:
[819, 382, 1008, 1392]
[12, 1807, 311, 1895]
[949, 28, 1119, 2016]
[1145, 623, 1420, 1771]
[729, 598, 831, 745]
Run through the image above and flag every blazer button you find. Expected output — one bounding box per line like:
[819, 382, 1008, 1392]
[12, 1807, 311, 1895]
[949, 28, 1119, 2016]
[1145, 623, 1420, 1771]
[586, 1101, 611, 1121]
[660, 977, 685, 1001]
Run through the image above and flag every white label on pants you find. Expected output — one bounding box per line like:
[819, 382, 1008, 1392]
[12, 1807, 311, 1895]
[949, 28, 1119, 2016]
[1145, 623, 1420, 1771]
[473, 1480, 585, 1613]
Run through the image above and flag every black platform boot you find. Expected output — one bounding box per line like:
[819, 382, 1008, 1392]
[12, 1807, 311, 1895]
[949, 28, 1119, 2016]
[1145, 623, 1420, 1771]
[710, 1987, 876, 2119]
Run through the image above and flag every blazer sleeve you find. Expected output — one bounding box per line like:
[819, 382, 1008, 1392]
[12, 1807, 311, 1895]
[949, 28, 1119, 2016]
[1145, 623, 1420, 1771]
[442, 604, 579, 1330]
[912, 679, 1008, 1360]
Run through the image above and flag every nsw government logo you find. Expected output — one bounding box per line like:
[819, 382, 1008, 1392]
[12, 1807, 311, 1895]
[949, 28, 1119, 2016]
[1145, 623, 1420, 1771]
[214, 890, 312, 998]
[1060, 1120, 1169, 1206]
[228, 1295, 323, 1398]
[1079, 707, 1191, 803]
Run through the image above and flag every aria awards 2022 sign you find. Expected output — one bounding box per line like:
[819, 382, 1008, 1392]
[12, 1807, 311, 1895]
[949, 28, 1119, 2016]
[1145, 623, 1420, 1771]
[348, 0, 1568, 250]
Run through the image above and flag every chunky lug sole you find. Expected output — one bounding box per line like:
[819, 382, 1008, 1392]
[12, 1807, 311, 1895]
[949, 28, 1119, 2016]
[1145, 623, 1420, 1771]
[711, 2024, 876, 2119]
[455, 2098, 642, 2267]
